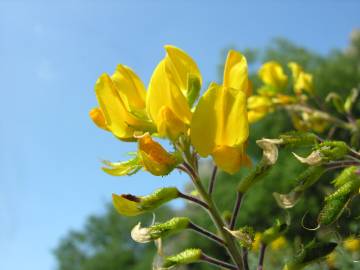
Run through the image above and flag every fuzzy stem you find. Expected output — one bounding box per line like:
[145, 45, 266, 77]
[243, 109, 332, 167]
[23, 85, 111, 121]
[183, 162, 244, 269]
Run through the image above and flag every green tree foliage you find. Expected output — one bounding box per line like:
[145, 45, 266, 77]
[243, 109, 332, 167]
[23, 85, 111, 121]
[55, 30, 360, 270]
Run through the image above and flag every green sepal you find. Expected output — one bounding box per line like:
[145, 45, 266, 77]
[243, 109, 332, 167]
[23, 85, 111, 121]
[314, 141, 348, 161]
[283, 240, 337, 270]
[186, 74, 201, 107]
[162, 249, 202, 268]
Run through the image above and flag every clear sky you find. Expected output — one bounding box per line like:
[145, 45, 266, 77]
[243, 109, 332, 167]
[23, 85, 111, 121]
[0, 1, 359, 269]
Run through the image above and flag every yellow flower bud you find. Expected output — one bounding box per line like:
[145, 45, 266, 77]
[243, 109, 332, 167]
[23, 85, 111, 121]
[138, 133, 179, 176]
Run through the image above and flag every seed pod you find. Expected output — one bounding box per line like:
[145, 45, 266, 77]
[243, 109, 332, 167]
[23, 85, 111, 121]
[318, 177, 360, 225]
[162, 249, 202, 268]
[318, 194, 350, 225]
[331, 166, 359, 188]
[283, 240, 337, 270]
[279, 131, 318, 147]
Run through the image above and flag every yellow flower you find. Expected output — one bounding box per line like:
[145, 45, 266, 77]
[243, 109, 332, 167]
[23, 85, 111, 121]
[288, 62, 314, 94]
[252, 232, 262, 252]
[270, 236, 287, 251]
[343, 236, 360, 252]
[247, 95, 273, 123]
[191, 83, 250, 174]
[92, 65, 154, 141]
[223, 50, 252, 96]
[138, 133, 179, 176]
[258, 61, 288, 89]
[326, 251, 337, 269]
[147, 46, 202, 140]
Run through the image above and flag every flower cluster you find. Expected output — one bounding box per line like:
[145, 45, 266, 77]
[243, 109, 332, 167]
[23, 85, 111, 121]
[90, 46, 252, 176]
[89, 46, 360, 270]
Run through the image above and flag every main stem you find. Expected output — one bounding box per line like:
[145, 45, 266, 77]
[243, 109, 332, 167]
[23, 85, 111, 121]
[187, 166, 244, 269]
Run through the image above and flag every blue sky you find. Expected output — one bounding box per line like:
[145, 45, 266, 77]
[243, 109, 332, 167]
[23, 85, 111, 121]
[0, 1, 359, 269]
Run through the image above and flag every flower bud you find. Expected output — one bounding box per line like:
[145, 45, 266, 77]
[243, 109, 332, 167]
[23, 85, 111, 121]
[138, 133, 180, 176]
[131, 217, 190, 243]
[112, 187, 179, 216]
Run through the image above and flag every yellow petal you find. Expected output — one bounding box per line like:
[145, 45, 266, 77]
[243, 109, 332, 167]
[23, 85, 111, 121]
[112, 193, 143, 216]
[258, 61, 288, 89]
[111, 64, 146, 111]
[164, 45, 202, 94]
[138, 133, 178, 176]
[212, 145, 251, 174]
[294, 72, 313, 94]
[157, 106, 188, 140]
[147, 60, 192, 126]
[248, 110, 267, 123]
[191, 84, 248, 157]
[223, 50, 251, 96]
[89, 107, 109, 130]
[247, 95, 272, 110]
[95, 74, 153, 140]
